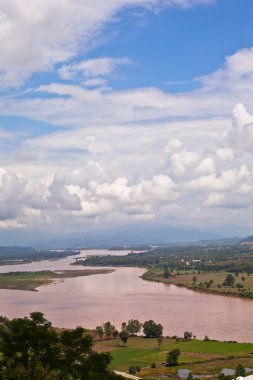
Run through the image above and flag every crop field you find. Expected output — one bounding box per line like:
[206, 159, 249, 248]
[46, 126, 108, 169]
[95, 337, 253, 379]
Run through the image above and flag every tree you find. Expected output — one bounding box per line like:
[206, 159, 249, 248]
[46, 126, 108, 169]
[143, 320, 163, 338]
[164, 266, 171, 279]
[223, 274, 235, 287]
[166, 349, 180, 366]
[0, 312, 123, 380]
[119, 330, 129, 346]
[103, 321, 116, 337]
[126, 319, 142, 335]
[184, 331, 193, 340]
[121, 322, 127, 331]
[192, 276, 197, 283]
[96, 326, 104, 340]
[235, 364, 246, 377]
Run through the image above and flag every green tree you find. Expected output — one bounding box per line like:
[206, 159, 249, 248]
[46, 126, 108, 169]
[166, 349, 180, 366]
[96, 326, 104, 340]
[143, 320, 163, 338]
[126, 319, 142, 335]
[184, 331, 193, 340]
[0, 312, 123, 380]
[223, 274, 235, 287]
[121, 322, 127, 331]
[119, 330, 129, 346]
[164, 266, 171, 279]
[103, 321, 116, 337]
[235, 364, 246, 377]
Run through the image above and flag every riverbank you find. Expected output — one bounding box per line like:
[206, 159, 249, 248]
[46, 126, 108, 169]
[0, 269, 114, 291]
[141, 269, 253, 299]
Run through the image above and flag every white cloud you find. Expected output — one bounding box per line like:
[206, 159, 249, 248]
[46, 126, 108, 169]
[0, 0, 212, 87]
[204, 192, 225, 207]
[225, 103, 253, 153]
[195, 157, 216, 175]
[59, 57, 131, 81]
[170, 150, 199, 175]
[216, 148, 234, 161]
[2, 1, 253, 233]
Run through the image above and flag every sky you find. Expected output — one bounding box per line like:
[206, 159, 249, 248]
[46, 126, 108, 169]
[0, 0, 253, 238]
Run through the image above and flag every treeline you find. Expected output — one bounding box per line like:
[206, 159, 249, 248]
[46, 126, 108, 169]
[0, 247, 79, 263]
[79, 243, 253, 274]
[94, 319, 163, 342]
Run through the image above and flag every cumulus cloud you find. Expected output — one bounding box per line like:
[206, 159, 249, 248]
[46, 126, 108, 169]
[225, 103, 253, 153]
[195, 157, 216, 175]
[1, 0, 253, 232]
[48, 174, 82, 211]
[170, 150, 199, 175]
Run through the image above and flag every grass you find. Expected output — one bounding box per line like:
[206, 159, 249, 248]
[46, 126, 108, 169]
[0, 269, 114, 291]
[95, 337, 253, 379]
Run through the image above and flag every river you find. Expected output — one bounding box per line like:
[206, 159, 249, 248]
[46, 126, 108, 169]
[0, 250, 252, 342]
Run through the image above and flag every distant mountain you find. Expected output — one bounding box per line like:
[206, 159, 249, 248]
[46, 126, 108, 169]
[240, 234, 253, 244]
[35, 223, 222, 249]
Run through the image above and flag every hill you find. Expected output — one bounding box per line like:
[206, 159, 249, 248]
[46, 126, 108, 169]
[241, 234, 253, 244]
[35, 223, 222, 249]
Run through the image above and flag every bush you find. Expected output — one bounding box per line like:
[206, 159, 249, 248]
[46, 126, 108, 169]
[166, 349, 181, 367]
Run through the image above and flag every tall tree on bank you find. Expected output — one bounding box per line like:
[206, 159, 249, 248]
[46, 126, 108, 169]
[126, 319, 142, 335]
[143, 320, 163, 338]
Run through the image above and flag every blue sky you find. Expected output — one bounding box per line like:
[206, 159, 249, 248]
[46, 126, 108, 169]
[93, 0, 253, 90]
[0, 0, 253, 239]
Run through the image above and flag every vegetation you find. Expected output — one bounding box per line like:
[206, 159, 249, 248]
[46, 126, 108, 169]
[0, 269, 114, 291]
[95, 336, 253, 379]
[125, 319, 142, 335]
[76, 243, 253, 275]
[143, 320, 163, 338]
[166, 349, 181, 366]
[119, 331, 129, 346]
[142, 268, 253, 299]
[0, 247, 79, 266]
[0, 312, 122, 380]
[235, 364, 246, 377]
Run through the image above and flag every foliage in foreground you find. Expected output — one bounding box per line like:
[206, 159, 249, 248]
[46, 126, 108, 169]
[0, 312, 122, 380]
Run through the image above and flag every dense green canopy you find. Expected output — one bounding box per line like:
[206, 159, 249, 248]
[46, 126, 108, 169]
[0, 312, 122, 380]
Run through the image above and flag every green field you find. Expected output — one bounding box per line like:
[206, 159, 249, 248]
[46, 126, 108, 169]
[95, 337, 253, 379]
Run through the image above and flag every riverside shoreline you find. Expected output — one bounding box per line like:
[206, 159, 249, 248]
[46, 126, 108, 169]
[0, 269, 114, 291]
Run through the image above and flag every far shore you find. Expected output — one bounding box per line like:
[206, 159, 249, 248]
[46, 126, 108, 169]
[0, 269, 114, 292]
[141, 269, 253, 300]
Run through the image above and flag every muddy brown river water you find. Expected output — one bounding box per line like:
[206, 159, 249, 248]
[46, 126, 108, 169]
[0, 250, 252, 342]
